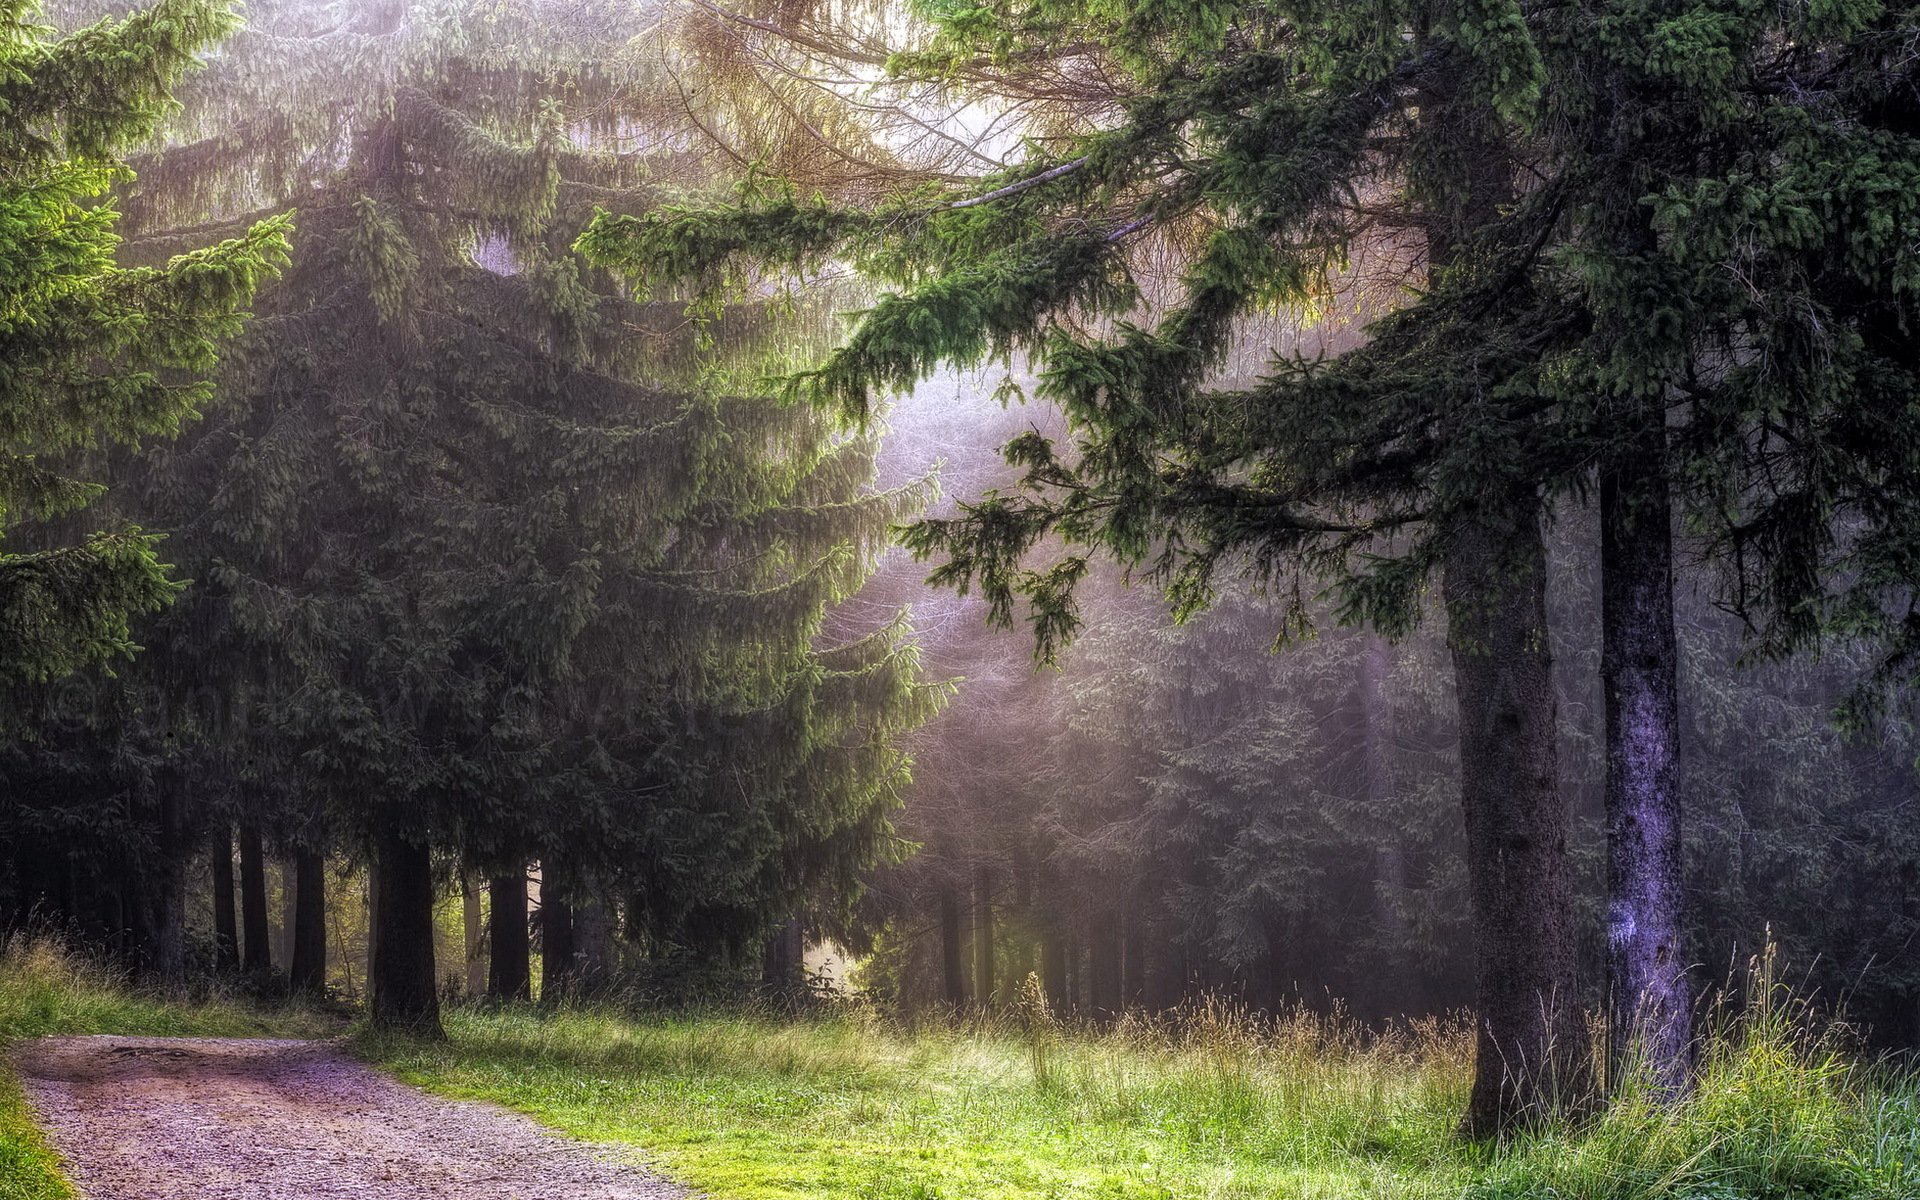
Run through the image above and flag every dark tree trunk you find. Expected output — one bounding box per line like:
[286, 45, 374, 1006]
[972, 864, 995, 1009]
[365, 867, 380, 988]
[539, 870, 575, 1005]
[1361, 635, 1419, 1016]
[211, 825, 238, 971]
[488, 872, 531, 1001]
[1011, 848, 1035, 986]
[145, 781, 188, 985]
[289, 845, 327, 995]
[277, 860, 296, 969]
[759, 916, 805, 995]
[238, 823, 271, 975]
[1601, 445, 1692, 1095]
[573, 888, 614, 992]
[368, 827, 441, 1036]
[1089, 913, 1122, 1019]
[1040, 914, 1068, 1013]
[939, 883, 967, 1008]
[1445, 497, 1589, 1138]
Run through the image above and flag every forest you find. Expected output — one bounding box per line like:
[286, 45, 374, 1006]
[1, 0, 1918, 1195]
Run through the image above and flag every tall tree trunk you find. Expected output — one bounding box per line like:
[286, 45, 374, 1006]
[1601, 444, 1691, 1095]
[1361, 635, 1418, 1014]
[1040, 914, 1068, 1013]
[276, 859, 296, 969]
[368, 826, 441, 1036]
[1445, 497, 1589, 1138]
[148, 781, 187, 985]
[539, 869, 575, 1005]
[1089, 913, 1122, 1019]
[289, 845, 328, 995]
[1011, 847, 1035, 986]
[573, 879, 613, 993]
[972, 864, 995, 1009]
[211, 825, 238, 971]
[488, 872, 531, 1001]
[238, 822, 271, 975]
[364, 866, 380, 991]
[462, 879, 485, 995]
[938, 883, 967, 1008]
[759, 916, 805, 995]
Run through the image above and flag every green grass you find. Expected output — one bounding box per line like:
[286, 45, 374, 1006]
[364, 989, 1920, 1200]
[0, 936, 343, 1200]
[1, 936, 1913, 1200]
[367, 999, 1475, 1200]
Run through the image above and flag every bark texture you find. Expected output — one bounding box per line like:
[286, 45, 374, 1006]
[488, 872, 531, 1001]
[238, 823, 271, 975]
[758, 917, 805, 996]
[210, 826, 238, 971]
[462, 881, 485, 995]
[1445, 498, 1589, 1137]
[368, 828, 441, 1035]
[289, 845, 328, 995]
[1601, 447, 1692, 1095]
[539, 872, 575, 1004]
[938, 883, 967, 1007]
[972, 864, 995, 1009]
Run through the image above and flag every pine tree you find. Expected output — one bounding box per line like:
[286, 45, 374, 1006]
[15, 0, 941, 1030]
[0, 0, 286, 685]
[575, 0, 1590, 1133]
[579, 0, 1920, 1126]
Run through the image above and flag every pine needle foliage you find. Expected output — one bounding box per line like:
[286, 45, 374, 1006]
[0, 0, 287, 684]
[578, 0, 1920, 707]
[11, 0, 946, 981]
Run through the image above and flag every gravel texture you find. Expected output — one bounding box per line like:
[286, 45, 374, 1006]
[11, 1036, 690, 1200]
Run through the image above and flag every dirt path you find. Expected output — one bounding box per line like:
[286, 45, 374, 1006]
[11, 1036, 689, 1199]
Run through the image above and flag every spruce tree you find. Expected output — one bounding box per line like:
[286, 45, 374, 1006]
[576, 0, 1589, 1133]
[0, 0, 286, 685]
[22, 0, 939, 1029]
[582, 0, 1920, 1125]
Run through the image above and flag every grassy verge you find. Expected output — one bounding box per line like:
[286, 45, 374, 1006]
[367, 1000, 1474, 1200]
[0, 936, 344, 1200]
[1, 934, 1911, 1200]
[365, 991, 1920, 1200]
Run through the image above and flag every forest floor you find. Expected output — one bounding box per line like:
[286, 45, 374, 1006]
[366, 1002, 1920, 1200]
[11, 1036, 685, 1199]
[3, 941, 1917, 1200]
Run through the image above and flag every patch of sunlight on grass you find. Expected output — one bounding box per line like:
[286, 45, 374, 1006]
[363, 988, 1920, 1200]
[364, 1001, 1476, 1200]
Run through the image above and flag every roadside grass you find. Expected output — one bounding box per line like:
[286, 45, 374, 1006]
[0, 935, 343, 1200]
[0, 934, 1911, 1200]
[364, 982, 1920, 1200]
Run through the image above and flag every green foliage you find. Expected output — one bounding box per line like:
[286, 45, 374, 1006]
[580, 0, 1920, 719]
[3, 0, 945, 975]
[0, 0, 286, 684]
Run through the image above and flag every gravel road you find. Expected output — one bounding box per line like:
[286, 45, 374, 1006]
[11, 1036, 689, 1199]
